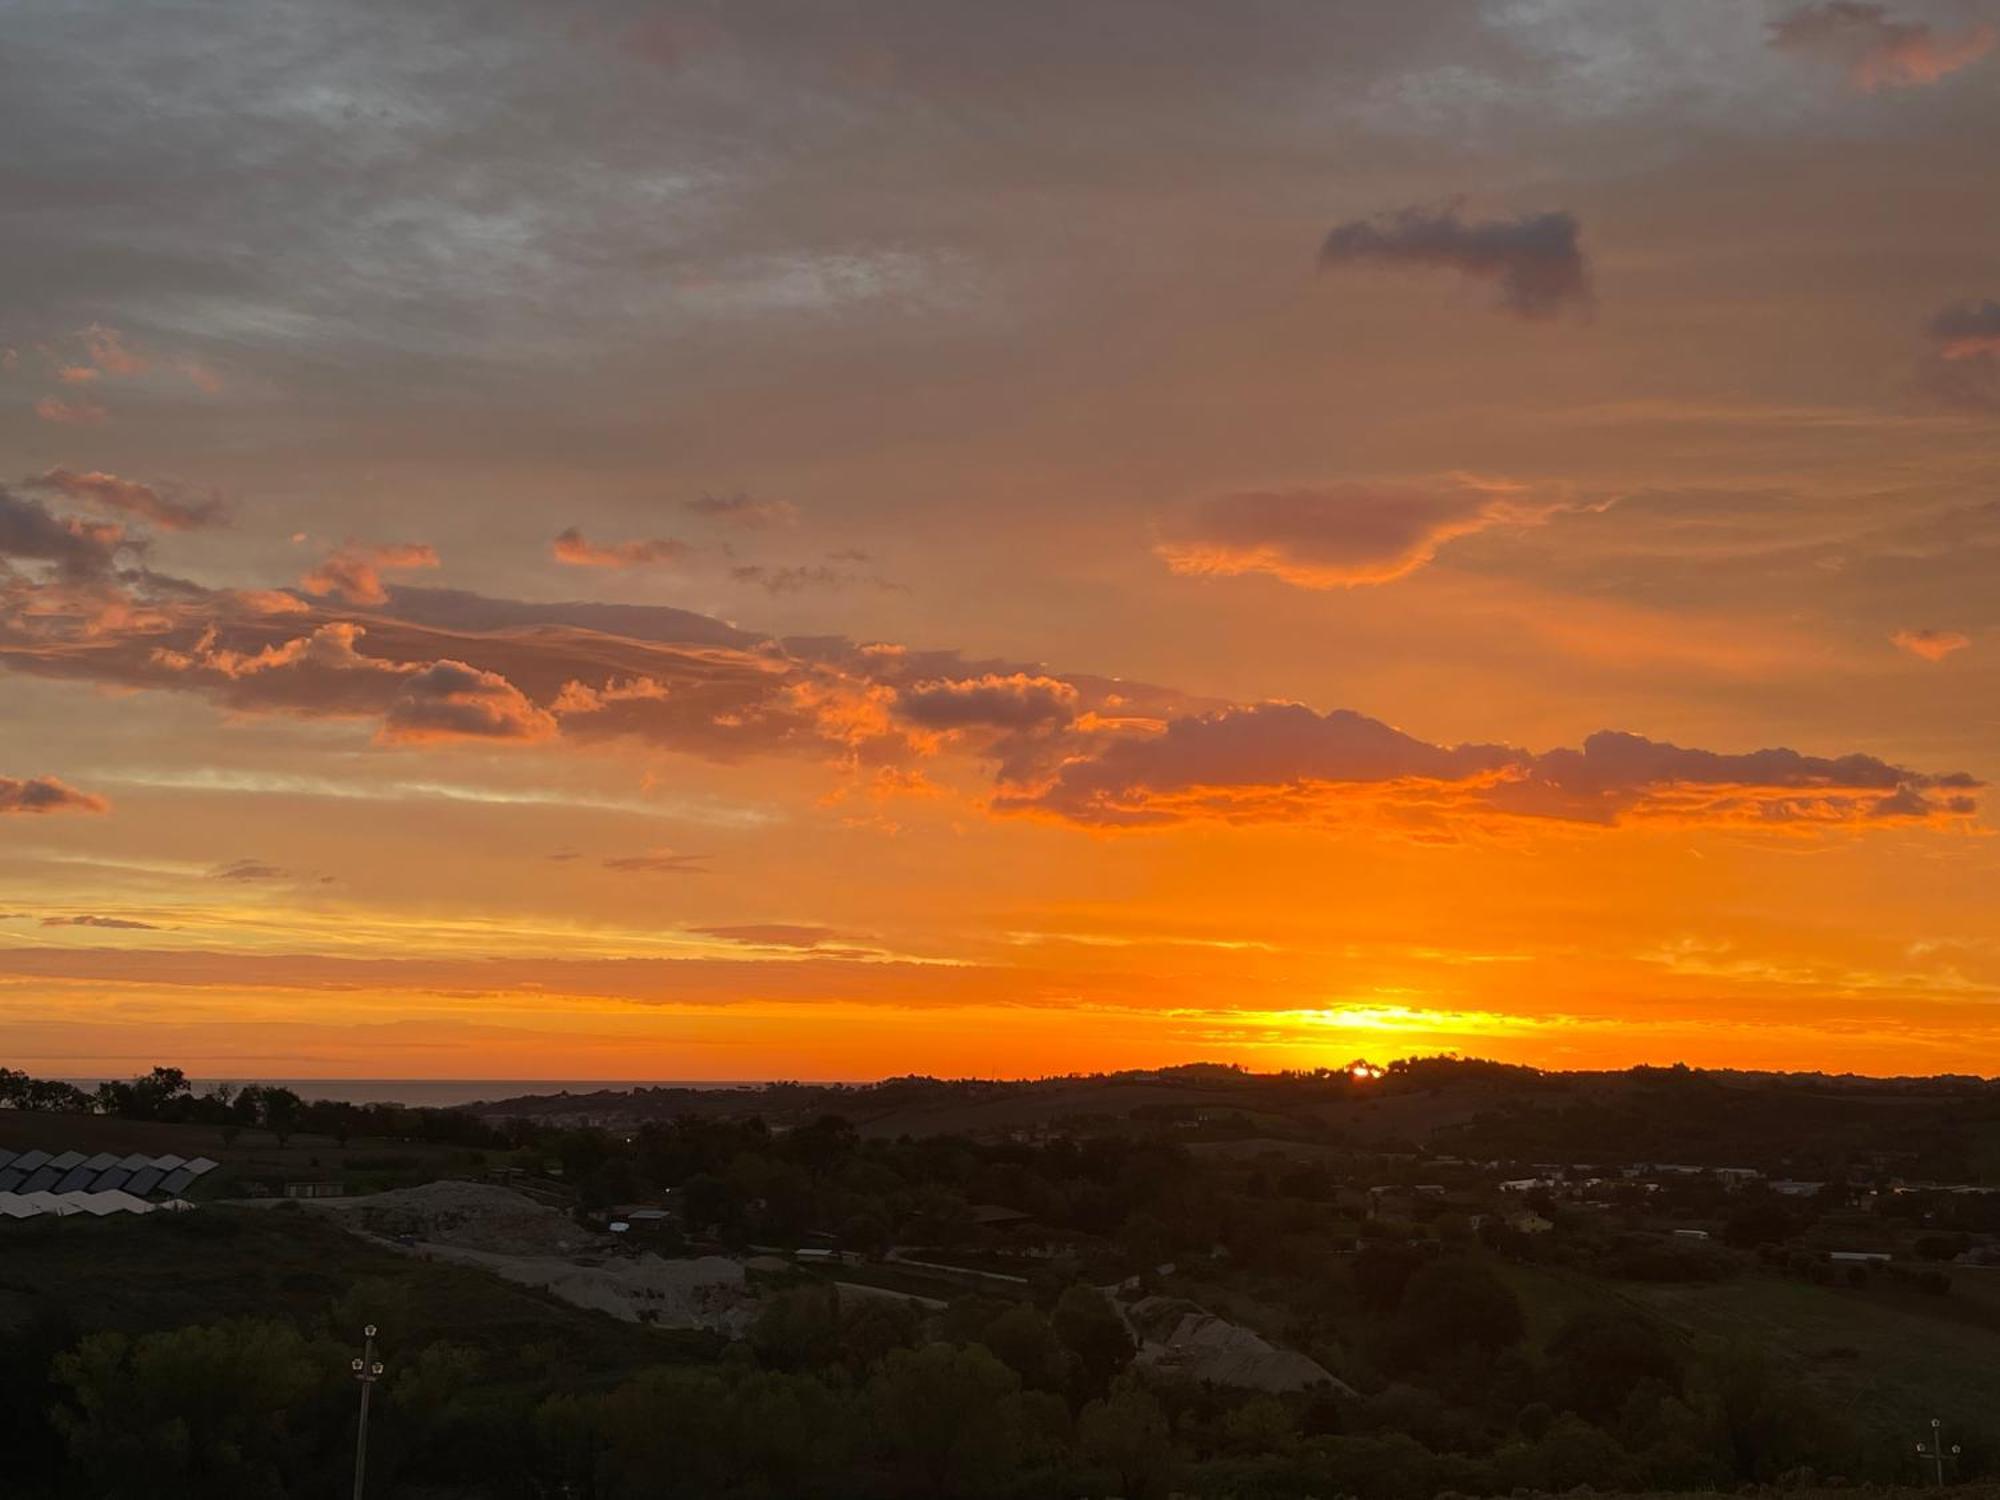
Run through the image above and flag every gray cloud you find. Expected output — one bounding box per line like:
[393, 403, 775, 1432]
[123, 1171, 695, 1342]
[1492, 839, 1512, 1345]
[1917, 297, 2000, 409]
[210, 859, 288, 881]
[602, 850, 711, 875]
[1318, 204, 1590, 319]
[898, 672, 1080, 730]
[692, 923, 848, 948]
[0, 486, 129, 579]
[21, 468, 226, 531]
[681, 494, 799, 529]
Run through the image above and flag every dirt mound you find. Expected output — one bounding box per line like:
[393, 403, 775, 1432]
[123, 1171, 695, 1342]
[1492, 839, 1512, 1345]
[315, 1181, 596, 1256]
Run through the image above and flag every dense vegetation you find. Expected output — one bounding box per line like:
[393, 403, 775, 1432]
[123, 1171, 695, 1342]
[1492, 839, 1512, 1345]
[6, 1059, 2000, 1498]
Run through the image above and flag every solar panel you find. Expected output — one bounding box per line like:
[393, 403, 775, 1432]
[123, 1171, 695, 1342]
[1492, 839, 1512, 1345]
[20, 1168, 61, 1194]
[152, 1154, 186, 1170]
[81, 1152, 120, 1171]
[90, 1167, 133, 1193]
[13, 1150, 51, 1173]
[158, 1168, 194, 1196]
[115, 1153, 150, 1171]
[0, 1170, 24, 1193]
[183, 1157, 219, 1177]
[124, 1166, 164, 1196]
[64, 1190, 149, 1216]
[48, 1151, 85, 1171]
[54, 1166, 97, 1193]
[0, 1149, 15, 1170]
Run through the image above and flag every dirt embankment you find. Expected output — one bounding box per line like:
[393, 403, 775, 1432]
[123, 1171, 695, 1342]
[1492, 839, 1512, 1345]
[310, 1180, 597, 1256]
[309, 1181, 756, 1333]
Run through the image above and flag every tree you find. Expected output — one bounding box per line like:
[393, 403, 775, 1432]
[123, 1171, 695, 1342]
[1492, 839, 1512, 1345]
[1546, 1308, 1681, 1422]
[752, 1285, 842, 1372]
[1396, 1260, 1524, 1357]
[838, 1295, 921, 1375]
[0, 1067, 91, 1112]
[867, 1342, 1022, 1495]
[1078, 1380, 1176, 1500]
[51, 1319, 340, 1498]
[260, 1086, 302, 1147]
[679, 1171, 735, 1232]
[1353, 1242, 1426, 1312]
[982, 1303, 1067, 1391]
[570, 1367, 733, 1499]
[93, 1067, 191, 1121]
[785, 1113, 859, 1173]
[1050, 1284, 1133, 1398]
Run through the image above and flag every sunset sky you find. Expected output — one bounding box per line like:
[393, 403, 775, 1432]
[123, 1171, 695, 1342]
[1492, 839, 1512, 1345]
[4, 0, 1999, 1081]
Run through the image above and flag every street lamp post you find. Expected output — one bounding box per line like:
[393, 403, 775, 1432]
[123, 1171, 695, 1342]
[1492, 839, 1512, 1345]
[350, 1324, 386, 1500]
[1917, 1417, 1960, 1487]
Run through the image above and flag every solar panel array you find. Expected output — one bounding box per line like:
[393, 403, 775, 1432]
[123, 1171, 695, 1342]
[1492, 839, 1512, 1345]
[0, 1189, 194, 1219]
[0, 1148, 216, 1217]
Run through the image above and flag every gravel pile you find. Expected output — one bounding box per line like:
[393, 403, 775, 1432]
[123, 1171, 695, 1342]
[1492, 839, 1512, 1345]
[1126, 1295, 1353, 1394]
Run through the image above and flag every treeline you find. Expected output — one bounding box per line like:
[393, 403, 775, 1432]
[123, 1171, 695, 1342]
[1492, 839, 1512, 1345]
[0, 1065, 507, 1150]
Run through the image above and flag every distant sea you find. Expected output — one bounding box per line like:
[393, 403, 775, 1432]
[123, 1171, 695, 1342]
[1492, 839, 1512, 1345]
[64, 1079, 782, 1109]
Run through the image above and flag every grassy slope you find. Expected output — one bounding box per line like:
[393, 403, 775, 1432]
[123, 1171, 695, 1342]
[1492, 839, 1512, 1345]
[1500, 1259, 2000, 1469]
[0, 1205, 716, 1377]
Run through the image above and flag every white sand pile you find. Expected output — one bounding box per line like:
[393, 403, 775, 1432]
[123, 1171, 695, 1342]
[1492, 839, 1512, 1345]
[1126, 1295, 1353, 1394]
[313, 1181, 595, 1256]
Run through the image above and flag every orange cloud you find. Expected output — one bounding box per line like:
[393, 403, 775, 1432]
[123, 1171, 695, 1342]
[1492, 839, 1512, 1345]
[1157, 478, 1582, 588]
[180, 361, 224, 395]
[1892, 627, 1971, 662]
[80, 324, 148, 378]
[0, 774, 109, 816]
[1770, 3, 1996, 90]
[995, 705, 1980, 833]
[0, 520, 1976, 840]
[33, 396, 107, 426]
[300, 542, 440, 605]
[551, 527, 690, 568]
